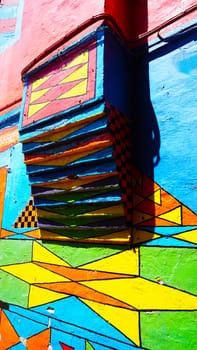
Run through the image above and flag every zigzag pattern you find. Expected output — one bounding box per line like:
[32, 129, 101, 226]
[22, 48, 96, 127]
[21, 104, 133, 244]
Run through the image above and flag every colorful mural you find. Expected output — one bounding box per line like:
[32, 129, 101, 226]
[0, 1, 196, 350]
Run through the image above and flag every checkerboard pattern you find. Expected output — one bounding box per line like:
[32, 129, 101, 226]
[14, 198, 37, 228]
[106, 104, 133, 226]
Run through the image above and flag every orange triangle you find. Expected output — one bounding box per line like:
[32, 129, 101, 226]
[0, 311, 19, 349]
[182, 206, 197, 225]
[24, 229, 41, 239]
[35, 262, 135, 281]
[139, 217, 179, 227]
[26, 328, 50, 350]
[0, 229, 15, 238]
[35, 281, 135, 310]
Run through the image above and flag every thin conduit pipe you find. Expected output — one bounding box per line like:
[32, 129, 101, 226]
[1, 4, 196, 114]
[21, 4, 197, 76]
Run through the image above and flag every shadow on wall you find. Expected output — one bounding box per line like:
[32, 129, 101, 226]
[129, 0, 160, 244]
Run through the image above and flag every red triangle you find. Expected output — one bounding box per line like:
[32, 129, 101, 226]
[0, 310, 19, 350]
[26, 328, 50, 350]
[60, 342, 74, 350]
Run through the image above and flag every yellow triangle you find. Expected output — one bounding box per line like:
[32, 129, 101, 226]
[29, 285, 66, 308]
[80, 248, 139, 276]
[28, 102, 49, 118]
[64, 51, 88, 69]
[148, 189, 161, 205]
[30, 88, 50, 103]
[33, 241, 70, 266]
[174, 229, 197, 244]
[81, 277, 197, 310]
[159, 206, 182, 224]
[32, 75, 52, 91]
[60, 63, 88, 84]
[81, 299, 140, 346]
[58, 79, 87, 99]
[1, 262, 69, 284]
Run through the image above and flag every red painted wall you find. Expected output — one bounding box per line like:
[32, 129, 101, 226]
[0, 0, 195, 114]
[0, 0, 105, 113]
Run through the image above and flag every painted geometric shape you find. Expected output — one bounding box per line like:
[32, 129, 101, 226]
[131, 164, 197, 229]
[35, 280, 136, 310]
[141, 311, 197, 350]
[13, 197, 37, 228]
[20, 104, 135, 243]
[22, 46, 96, 127]
[147, 188, 161, 205]
[0, 310, 19, 350]
[3, 309, 47, 340]
[86, 341, 95, 350]
[26, 328, 51, 350]
[82, 299, 140, 346]
[140, 247, 197, 295]
[32, 296, 135, 347]
[34, 261, 135, 282]
[80, 248, 139, 276]
[32, 241, 70, 266]
[173, 228, 197, 244]
[28, 285, 66, 308]
[158, 206, 182, 225]
[0, 262, 70, 284]
[60, 342, 74, 350]
[0, 241, 70, 307]
[81, 277, 197, 310]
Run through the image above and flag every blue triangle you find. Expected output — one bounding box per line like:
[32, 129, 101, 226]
[32, 296, 135, 345]
[4, 309, 47, 339]
[143, 236, 196, 247]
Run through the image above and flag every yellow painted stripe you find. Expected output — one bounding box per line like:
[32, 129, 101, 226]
[25, 140, 112, 166]
[28, 102, 49, 118]
[81, 277, 197, 310]
[0, 262, 69, 284]
[63, 51, 88, 69]
[22, 112, 105, 143]
[60, 63, 88, 84]
[32, 75, 52, 91]
[57, 79, 87, 99]
[33, 241, 70, 266]
[81, 248, 139, 276]
[30, 88, 50, 103]
[29, 285, 66, 308]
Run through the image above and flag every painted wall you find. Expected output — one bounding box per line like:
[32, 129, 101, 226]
[0, 1, 196, 349]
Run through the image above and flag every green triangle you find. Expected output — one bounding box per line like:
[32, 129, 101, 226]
[86, 341, 95, 350]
